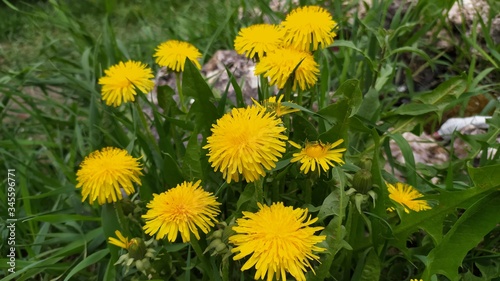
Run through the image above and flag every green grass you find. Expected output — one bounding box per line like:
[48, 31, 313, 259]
[1, 0, 499, 280]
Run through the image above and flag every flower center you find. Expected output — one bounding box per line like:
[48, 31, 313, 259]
[305, 144, 325, 158]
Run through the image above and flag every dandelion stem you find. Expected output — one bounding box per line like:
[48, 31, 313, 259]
[134, 101, 160, 153]
[176, 72, 187, 112]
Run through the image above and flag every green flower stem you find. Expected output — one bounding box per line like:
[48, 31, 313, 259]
[176, 72, 187, 112]
[134, 101, 160, 154]
[283, 78, 293, 102]
[304, 175, 316, 205]
[189, 236, 213, 277]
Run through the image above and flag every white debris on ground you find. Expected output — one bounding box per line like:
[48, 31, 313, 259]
[202, 50, 258, 105]
[386, 116, 499, 182]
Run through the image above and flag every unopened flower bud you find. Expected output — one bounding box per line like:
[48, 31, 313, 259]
[128, 238, 147, 260]
[353, 169, 373, 194]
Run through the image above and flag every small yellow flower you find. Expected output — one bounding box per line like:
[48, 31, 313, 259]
[254, 48, 319, 91]
[230, 202, 326, 281]
[410, 279, 423, 281]
[98, 61, 154, 107]
[142, 180, 221, 243]
[76, 147, 143, 205]
[252, 95, 300, 117]
[203, 106, 288, 183]
[281, 5, 337, 51]
[154, 40, 202, 72]
[387, 182, 431, 213]
[290, 140, 346, 174]
[108, 230, 131, 250]
[234, 24, 284, 60]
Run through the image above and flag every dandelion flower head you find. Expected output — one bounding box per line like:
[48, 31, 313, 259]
[76, 147, 143, 205]
[254, 48, 319, 91]
[387, 182, 431, 213]
[234, 24, 284, 60]
[252, 95, 300, 117]
[154, 40, 202, 72]
[142, 180, 221, 242]
[281, 5, 337, 51]
[290, 139, 346, 175]
[203, 106, 288, 183]
[98, 61, 154, 107]
[108, 230, 131, 250]
[229, 202, 326, 281]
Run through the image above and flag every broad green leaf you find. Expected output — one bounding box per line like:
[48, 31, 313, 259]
[351, 248, 381, 281]
[182, 130, 203, 181]
[308, 216, 348, 281]
[468, 163, 500, 189]
[318, 188, 348, 222]
[291, 114, 319, 141]
[64, 249, 109, 281]
[183, 59, 219, 133]
[334, 79, 363, 118]
[156, 84, 177, 114]
[101, 204, 121, 263]
[163, 153, 185, 188]
[423, 192, 500, 280]
[236, 183, 257, 213]
[389, 103, 439, 116]
[413, 74, 468, 106]
[357, 88, 380, 121]
[318, 79, 362, 142]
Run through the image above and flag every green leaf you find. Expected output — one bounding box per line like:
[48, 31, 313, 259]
[64, 249, 109, 281]
[318, 79, 362, 142]
[387, 133, 417, 186]
[236, 183, 257, 213]
[156, 84, 177, 113]
[101, 204, 121, 263]
[468, 163, 500, 189]
[351, 248, 381, 281]
[163, 153, 185, 188]
[423, 192, 500, 280]
[357, 88, 380, 121]
[182, 130, 203, 181]
[390, 103, 439, 116]
[318, 188, 348, 222]
[333, 40, 375, 71]
[291, 114, 319, 141]
[414, 74, 468, 107]
[334, 79, 363, 118]
[183, 59, 219, 133]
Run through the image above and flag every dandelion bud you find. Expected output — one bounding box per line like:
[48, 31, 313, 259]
[128, 238, 147, 260]
[353, 169, 373, 194]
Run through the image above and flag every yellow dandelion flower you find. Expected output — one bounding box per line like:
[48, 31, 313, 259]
[252, 95, 300, 117]
[410, 279, 423, 281]
[387, 182, 431, 213]
[98, 61, 154, 107]
[254, 48, 319, 91]
[230, 202, 326, 281]
[234, 24, 284, 60]
[290, 140, 346, 174]
[76, 147, 143, 205]
[281, 5, 337, 51]
[203, 106, 288, 183]
[154, 40, 202, 72]
[142, 180, 221, 242]
[108, 230, 131, 250]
